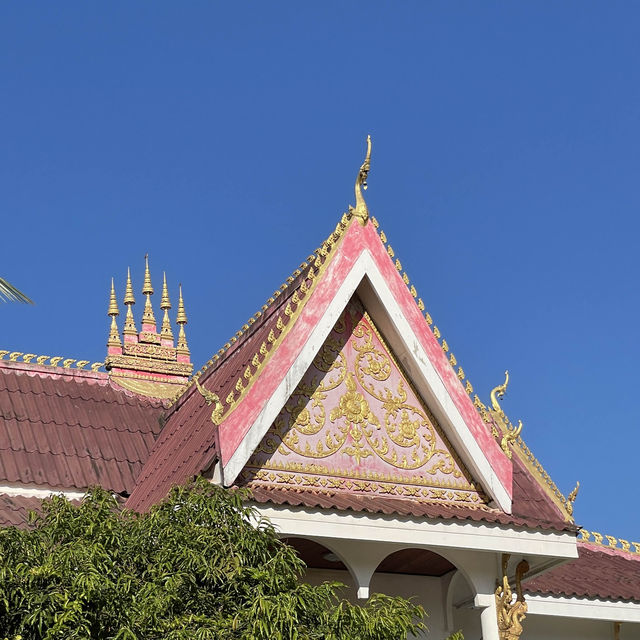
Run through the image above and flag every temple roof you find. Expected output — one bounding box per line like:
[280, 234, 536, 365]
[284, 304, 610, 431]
[525, 541, 640, 603]
[0, 358, 165, 495]
[126, 207, 571, 534]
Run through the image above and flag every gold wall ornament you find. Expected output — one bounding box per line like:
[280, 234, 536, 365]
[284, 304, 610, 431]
[349, 134, 372, 225]
[566, 481, 580, 515]
[495, 554, 530, 640]
[195, 378, 224, 425]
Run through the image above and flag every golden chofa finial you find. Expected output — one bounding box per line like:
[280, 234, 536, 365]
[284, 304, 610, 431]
[123, 267, 137, 335]
[490, 370, 523, 459]
[160, 272, 173, 341]
[349, 134, 372, 226]
[490, 370, 510, 415]
[141, 254, 156, 326]
[107, 278, 122, 347]
[566, 481, 580, 516]
[176, 283, 190, 356]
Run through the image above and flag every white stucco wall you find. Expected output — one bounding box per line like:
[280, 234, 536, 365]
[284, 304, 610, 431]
[525, 615, 637, 640]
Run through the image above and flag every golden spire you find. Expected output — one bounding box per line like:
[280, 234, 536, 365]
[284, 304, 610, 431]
[108, 277, 119, 317]
[160, 272, 173, 341]
[123, 267, 138, 335]
[141, 254, 156, 325]
[107, 278, 122, 347]
[176, 284, 190, 355]
[142, 254, 154, 295]
[124, 267, 136, 305]
[349, 134, 372, 226]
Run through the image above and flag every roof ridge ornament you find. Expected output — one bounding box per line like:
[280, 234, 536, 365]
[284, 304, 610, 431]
[349, 134, 372, 226]
[490, 370, 523, 459]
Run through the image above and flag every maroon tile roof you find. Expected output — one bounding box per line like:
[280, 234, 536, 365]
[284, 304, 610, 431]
[525, 542, 640, 602]
[246, 484, 576, 532]
[510, 451, 569, 531]
[0, 493, 45, 527]
[126, 256, 320, 512]
[0, 361, 165, 495]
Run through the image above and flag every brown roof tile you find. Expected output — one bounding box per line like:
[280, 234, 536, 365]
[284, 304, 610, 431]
[0, 362, 165, 495]
[246, 484, 576, 532]
[0, 494, 44, 527]
[524, 542, 640, 602]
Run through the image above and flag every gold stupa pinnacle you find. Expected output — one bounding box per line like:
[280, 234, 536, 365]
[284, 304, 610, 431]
[107, 278, 122, 347]
[160, 272, 173, 341]
[141, 254, 156, 325]
[123, 267, 138, 335]
[176, 283, 190, 355]
[349, 134, 372, 226]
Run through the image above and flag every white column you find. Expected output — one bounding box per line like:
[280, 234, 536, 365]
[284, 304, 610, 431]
[476, 594, 500, 640]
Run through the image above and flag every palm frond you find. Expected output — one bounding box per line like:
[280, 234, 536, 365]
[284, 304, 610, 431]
[0, 277, 33, 304]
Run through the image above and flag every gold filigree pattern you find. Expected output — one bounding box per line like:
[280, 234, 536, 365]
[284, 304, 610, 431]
[245, 298, 485, 504]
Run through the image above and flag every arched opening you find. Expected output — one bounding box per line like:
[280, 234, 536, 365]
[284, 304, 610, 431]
[282, 537, 357, 600]
[370, 548, 480, 639]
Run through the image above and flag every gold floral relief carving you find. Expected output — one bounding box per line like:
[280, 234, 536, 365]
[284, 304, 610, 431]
[249, 298, 482, 499]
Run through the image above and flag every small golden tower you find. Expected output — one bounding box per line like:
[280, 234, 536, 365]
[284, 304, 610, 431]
[175, 284, 190, 360]
[122, 268, 138, 337]
[107, 278, 122, 351]
[160, 272, 174, 345]
[104, 257, 193, 399]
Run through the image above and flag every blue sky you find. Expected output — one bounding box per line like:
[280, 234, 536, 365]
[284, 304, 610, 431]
[2, 3, 639, 540]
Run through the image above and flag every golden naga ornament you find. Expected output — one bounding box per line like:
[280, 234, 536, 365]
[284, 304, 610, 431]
[349, 134, 372, 225]
[496, 554, 530, 640]
[566, 481, 580, 516]
[489, 370, 523, 458]
[195, 378, 224, 426]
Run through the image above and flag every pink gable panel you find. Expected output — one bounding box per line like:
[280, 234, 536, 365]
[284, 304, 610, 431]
[241, 297, 486, 506]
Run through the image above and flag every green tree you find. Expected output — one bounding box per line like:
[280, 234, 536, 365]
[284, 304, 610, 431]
[0, 277, 32, 304]
[0, 479, 426, 639]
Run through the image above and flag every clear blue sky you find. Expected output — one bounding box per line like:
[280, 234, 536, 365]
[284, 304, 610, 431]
[2, 3, 638, 541]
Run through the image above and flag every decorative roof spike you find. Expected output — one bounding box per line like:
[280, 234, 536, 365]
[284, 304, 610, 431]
[161, 272, 171, 310]
[124, 267, 135, 306]
[176, 284, 190, 356]
[160, 272, 174, 341]
[349, 134, 372, 226]
[107, 278, 122, 348]
[142, 254, 154, 295]
[176, 284, 188, 325]
[108, 278, 119, 317]
[122, 268, 138, 335]
[141, 254, 156, 326]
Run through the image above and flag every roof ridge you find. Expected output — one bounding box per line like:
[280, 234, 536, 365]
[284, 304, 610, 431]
[579, 529, 640, 556]
[0, 350, 104, 372]
[166, 213, 354, 411]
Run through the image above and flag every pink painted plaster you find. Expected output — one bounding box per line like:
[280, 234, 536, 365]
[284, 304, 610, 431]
[218, 219, 512, 499]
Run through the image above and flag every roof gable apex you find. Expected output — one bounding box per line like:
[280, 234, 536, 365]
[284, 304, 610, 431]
[217, 218, 513, 512]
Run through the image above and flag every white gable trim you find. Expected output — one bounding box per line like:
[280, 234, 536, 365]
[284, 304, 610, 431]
[223, 250, 512, 512]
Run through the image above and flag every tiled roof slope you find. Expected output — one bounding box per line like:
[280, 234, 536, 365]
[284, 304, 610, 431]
[126, 252, 324, 512]
[0, 361, 165, 495]
[0, 494, 45, 527]
[524, 542, 640, 602]
[245, 455, 576, 533]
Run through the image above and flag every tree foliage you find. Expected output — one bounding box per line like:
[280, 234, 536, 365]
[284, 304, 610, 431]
[0, 479, 426, 639]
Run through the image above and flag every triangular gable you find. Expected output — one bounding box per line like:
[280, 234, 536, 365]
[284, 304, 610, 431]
[128, 214, 513, 513]
[239, 296, 487, 507]
[215, 217, 512, 512]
